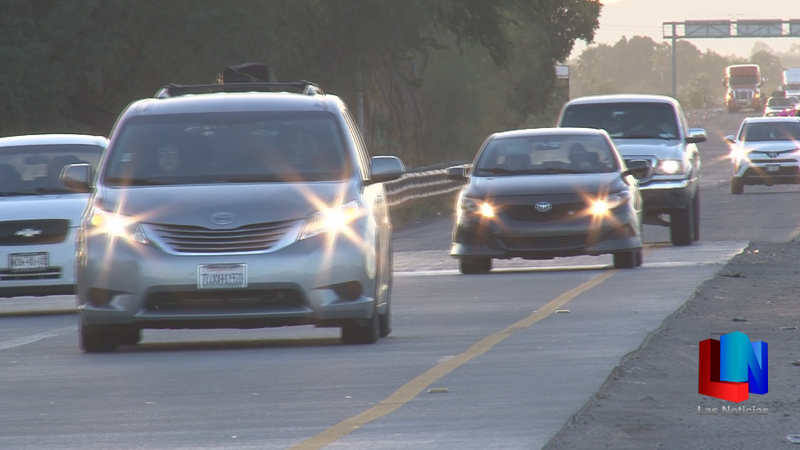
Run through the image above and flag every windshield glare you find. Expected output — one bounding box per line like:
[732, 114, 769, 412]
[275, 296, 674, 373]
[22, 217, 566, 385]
[0, 144, 104, 196]
[741, 122, 800, 142]
[560, 102, 680, 140]
[104, 112, 350, 186]
[473, 134, 618, 176]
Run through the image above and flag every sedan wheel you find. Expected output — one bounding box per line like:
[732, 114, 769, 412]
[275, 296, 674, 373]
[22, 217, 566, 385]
[459, 257, 492, 274]
[341, 307, 380, 345]
[613, 250, 640, 269]
[79, 323, 119, 353]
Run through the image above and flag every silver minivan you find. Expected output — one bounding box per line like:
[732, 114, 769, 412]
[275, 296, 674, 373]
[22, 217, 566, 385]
[1, 134, 106, 297]
[62, 82, 404, 352]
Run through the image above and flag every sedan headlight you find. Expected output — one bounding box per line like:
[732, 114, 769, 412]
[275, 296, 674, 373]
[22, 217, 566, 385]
[298, 200, 362, 241]
[590, 191, 631, 216]
[459, 196, 495, 218]
[653, 159, 688, 175]
[86, 207, 149, 245]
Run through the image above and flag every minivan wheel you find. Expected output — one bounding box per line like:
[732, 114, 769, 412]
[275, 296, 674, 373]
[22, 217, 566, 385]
[613, 250, 639, 269]
[341, 307, 380, 345]
[117, 328, 142, 346]
[459, 257, 492, 274]
[80, 323, 119, 353]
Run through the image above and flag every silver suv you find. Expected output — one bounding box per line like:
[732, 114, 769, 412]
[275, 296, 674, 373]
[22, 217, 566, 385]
[557, 94, 706, 246]
[1, 134, 106, 297]
[62, 82, 404, 352]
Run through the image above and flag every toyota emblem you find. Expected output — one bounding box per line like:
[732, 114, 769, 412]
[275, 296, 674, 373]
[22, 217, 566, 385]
[535, 202, 552, 213]
[768, 152, 778, 158]
[210, 212, 234, 226]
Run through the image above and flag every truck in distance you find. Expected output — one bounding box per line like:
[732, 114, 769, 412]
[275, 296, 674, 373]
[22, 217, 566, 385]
[724, 64, 763, 113]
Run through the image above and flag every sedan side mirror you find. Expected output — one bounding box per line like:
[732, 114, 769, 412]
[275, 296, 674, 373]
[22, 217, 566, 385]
[686, 128, 707, 144]
[369, 156, 405, 184]
[60, 163, 93, 193]
[446, 165, 469, 181]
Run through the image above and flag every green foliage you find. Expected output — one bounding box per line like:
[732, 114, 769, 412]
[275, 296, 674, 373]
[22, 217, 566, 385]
[0, 0, 601, 168]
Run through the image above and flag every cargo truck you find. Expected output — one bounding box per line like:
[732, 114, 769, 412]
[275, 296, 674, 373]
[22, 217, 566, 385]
[724, 64, 763, 113]
[782, 68, 800, 99]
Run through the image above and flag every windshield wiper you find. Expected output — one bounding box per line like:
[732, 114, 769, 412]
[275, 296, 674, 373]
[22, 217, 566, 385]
[618, 134, 674, 140]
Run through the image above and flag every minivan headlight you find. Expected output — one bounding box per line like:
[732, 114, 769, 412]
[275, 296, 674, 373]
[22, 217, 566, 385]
[87, 208, 149, 245]
[459, 196, 495, 218]
[298, 200, 362, 241]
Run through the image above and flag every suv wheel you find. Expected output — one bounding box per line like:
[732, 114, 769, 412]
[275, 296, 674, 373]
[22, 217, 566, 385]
[80, 323, 119, 353]
[459, 257, 492, 274]
[341, 307, 380, 345]
[731, 177, 744, 195]
[670, 202, 695, 246]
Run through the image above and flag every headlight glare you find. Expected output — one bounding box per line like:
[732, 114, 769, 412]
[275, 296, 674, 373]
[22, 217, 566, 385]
[590, 191, 630, 216]
[87, 208, 149, 245]
[459, 196, 494, 218]
[655, 159, 683, 175]
[298, 200, 361, 241]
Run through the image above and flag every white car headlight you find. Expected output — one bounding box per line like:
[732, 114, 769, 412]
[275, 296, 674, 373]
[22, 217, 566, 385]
[87, 207, 149, 245]
[654, 159, 684, 175]
[298, 200, 362, 241]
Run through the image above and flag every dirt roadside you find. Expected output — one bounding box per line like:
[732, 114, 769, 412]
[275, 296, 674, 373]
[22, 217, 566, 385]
[544, 240, 800, 449]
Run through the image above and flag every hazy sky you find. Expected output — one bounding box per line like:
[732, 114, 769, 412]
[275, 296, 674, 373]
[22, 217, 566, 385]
[570, 0, 800, 59]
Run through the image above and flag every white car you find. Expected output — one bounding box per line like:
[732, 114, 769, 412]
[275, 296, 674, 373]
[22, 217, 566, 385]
[763, 96, 798, 117]
[0, 134, 106, 297]
[725, 117, 800, 194]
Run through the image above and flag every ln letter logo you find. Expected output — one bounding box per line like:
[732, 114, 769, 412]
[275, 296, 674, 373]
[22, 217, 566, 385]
[698, 332, 768, 403]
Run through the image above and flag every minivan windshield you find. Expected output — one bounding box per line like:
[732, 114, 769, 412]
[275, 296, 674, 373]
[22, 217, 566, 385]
[104, 111, 350, 186]
[0, 144, 104, 196]
[473, 134, 619, 176]
[560, 102, 680, 140]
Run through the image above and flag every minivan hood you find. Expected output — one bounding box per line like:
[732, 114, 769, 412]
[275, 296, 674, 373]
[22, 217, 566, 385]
[613, 139, 683, 159]
[0, 194, 90, 225]
[96, 182, 351, 225]
[466, 172, 627, 198]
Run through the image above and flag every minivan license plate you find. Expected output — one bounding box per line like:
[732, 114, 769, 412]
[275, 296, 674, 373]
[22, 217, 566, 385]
[9, 252, 48, 271]
[197, 264, 247, 289]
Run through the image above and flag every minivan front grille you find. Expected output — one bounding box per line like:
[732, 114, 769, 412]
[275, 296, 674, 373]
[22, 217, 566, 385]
[0, 220, 70, 246]
[148, 220, 294, 254]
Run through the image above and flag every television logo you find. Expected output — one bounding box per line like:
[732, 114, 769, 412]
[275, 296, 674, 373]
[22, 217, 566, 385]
[698, 332, 767, 403]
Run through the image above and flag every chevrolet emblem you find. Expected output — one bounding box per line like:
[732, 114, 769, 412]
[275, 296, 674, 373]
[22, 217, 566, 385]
[15, 228, 42, 238]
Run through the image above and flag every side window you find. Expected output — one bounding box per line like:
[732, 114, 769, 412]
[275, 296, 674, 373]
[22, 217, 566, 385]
[676, 105, 690, 139]
[342, 110, 370, 180]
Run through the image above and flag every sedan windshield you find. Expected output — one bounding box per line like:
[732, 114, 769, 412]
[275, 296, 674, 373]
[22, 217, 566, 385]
[0, 144, 103, 196]
[473, 134, 619, 176]
[560, 102, 680, 140]
[103, 111, 350, 186]
[741, 122, 800, 142]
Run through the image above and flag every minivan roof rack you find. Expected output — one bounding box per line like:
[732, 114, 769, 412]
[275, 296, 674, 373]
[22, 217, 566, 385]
[154, 81, 323, 98]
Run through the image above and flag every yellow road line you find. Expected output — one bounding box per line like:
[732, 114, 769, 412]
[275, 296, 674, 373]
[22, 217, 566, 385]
[291, 269, 619, 449]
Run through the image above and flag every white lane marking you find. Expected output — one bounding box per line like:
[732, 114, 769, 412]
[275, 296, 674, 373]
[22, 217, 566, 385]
[0, 327, 73, 351]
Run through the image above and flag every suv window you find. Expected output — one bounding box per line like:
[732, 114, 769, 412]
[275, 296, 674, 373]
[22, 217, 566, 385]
[0, 144, 104, 196]
[560, 102, 679, 140]
[104, 111, 350, 186]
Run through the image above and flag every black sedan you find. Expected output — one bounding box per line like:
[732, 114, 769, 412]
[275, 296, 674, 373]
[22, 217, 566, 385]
[447, 128, 647, 274]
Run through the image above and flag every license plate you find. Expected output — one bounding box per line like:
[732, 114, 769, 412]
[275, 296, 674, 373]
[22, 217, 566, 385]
[197, 264, 247, 289]
[9, 252, 49, 271]
[766, 164, 780, 173]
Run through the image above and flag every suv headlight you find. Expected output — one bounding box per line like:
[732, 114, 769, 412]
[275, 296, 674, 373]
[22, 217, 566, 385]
[458, 196, 495, 218]
[298, 200, 362, 241]
[590, 191, 631, 216]
[654, 159, 685, 175]
[86, 207, 149, 245]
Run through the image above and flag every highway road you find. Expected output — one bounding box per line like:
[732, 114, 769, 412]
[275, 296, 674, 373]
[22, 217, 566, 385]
[2, 111, 800, 449]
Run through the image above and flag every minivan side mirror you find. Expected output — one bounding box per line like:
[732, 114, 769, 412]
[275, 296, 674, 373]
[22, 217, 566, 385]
[623, 159, 650, 180]
[60, 163, 93, 193]
[723, 135, 737, 145]
[368, 156, 405, 184]
[446, 165, 469, 181]
[686, 128, 707, 144]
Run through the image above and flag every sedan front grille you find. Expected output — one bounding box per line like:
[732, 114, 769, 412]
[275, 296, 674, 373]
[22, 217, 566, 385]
[0, 220, 69, 246]
[148, 220, 294, 254]
[500, 235, 588, 250]
[503, 203, 586, 222]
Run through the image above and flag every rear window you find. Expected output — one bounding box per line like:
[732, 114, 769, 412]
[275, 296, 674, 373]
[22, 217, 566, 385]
[0, 144, 104, 196]
[473, 134, 619, 176]
[560, 102, 679, 140]
[104, 111, 350, 186]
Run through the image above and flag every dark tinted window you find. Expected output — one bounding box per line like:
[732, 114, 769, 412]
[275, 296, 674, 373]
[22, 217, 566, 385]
[560, 102, 679, 140]
[0, 144, 104, 196]
[473, 134, 618, 176]
[740, 121, 800, 142]
[104, 111, 349, 186]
